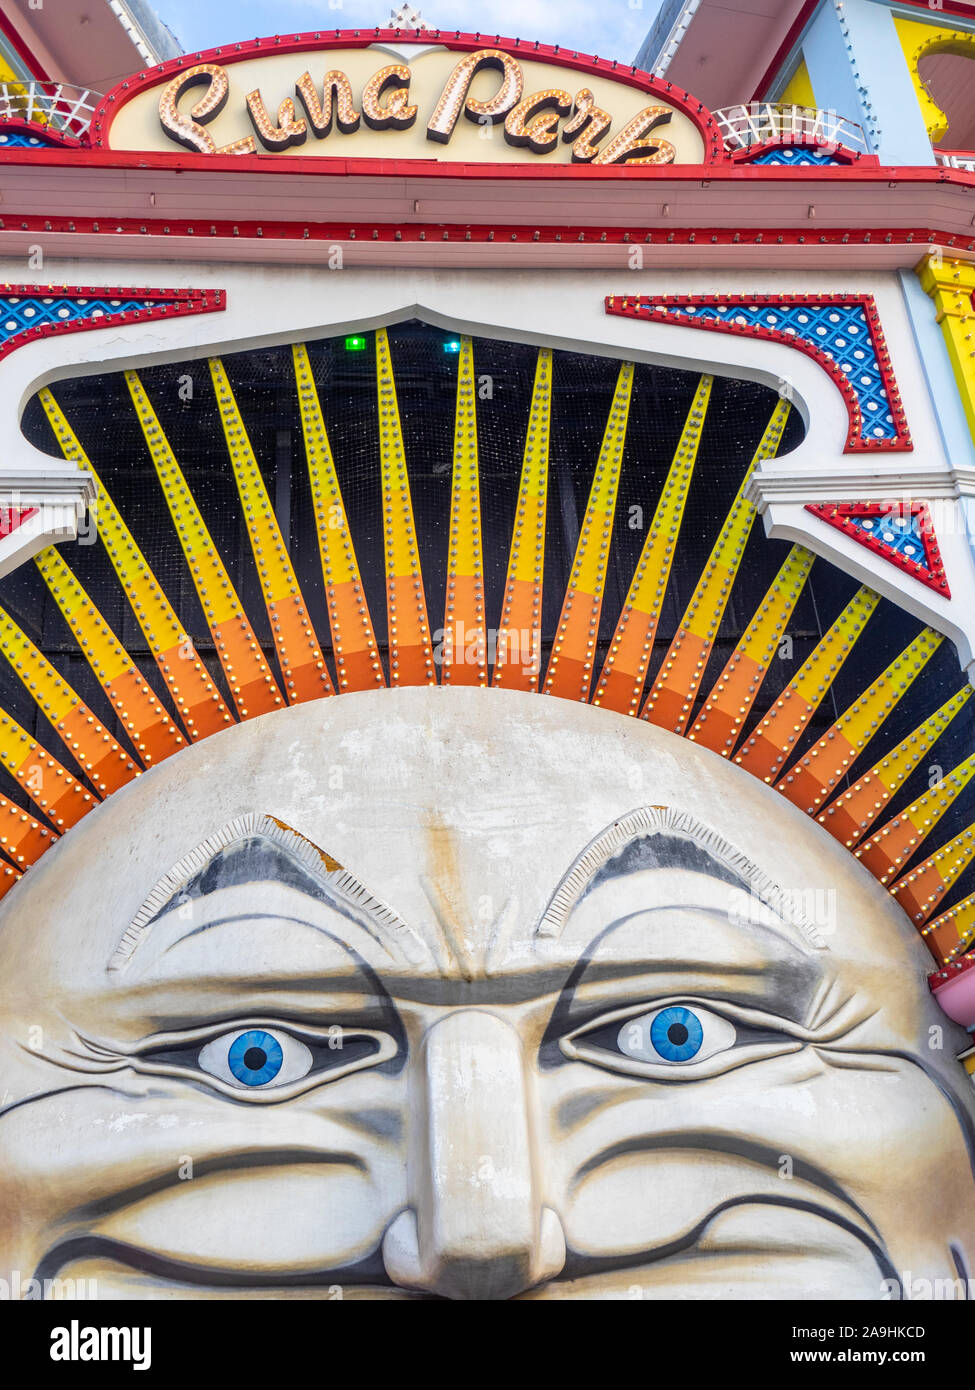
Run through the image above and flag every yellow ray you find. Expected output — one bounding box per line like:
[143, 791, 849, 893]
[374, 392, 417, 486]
[596, 375, 713, 716]
[125, 370, 283, 720]
[689, 545, 813, 756]
[209, 357, 334, 704]
[442, 337, 487, 686]
[292, 343, 384, 692]
[0, 708, 95, 831]
[777, 627, 943, 813]
[376, 328, 435, 686]
[735, 586, 880, 783]
[494, 348, 552, 693]
[856, 751, 975, 885]
[0, 601, 140, 796]
[544, 361, 634, 701]
[40, 388, 232, 740]
[34, 546, 186, 767]
[642, 399, 792, 735]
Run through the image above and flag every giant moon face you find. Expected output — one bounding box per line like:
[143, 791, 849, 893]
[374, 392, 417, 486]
[1, 687, 973, 1300]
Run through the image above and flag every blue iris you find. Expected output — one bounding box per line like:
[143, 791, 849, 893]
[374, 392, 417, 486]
[649, 1006, 703, 1062]
[227, 1029, 284, 1086]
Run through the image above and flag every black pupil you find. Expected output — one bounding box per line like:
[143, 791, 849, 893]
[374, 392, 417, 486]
[243, 1047, 267, 1071]
[667, 1023, 689, 1047]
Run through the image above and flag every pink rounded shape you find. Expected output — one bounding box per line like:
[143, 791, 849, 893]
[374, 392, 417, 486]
[932, 969, 975, 1029]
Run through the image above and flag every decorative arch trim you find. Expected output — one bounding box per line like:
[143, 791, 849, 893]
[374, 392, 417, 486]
[605, 292, 911, 454]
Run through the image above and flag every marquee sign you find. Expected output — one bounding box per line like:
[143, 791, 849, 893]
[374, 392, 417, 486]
[92, 31, 713, 167]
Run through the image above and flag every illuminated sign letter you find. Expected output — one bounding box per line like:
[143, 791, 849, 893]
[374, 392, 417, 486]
[562, 88, 612, 163]
[159, 63, 231, 154]
[592, 106, 676, 165]
[246, 90, 308, 150]
[427, 49, 524, 144]
[504, 90, 572, 155]
[361, 64, 419, 131]
[295, 70, 361, 136]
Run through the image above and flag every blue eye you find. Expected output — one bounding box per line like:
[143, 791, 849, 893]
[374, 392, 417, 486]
[198, 1026, 314, 1090]
[227, 1030, 284, 1086]
[612, 1003, 735, 1067]
[648, 1006, 703, 1061]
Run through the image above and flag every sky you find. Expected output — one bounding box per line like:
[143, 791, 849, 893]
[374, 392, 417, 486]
[151, 0, 662, 67]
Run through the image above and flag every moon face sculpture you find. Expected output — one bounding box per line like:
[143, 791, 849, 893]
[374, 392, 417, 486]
[0, 686, 972, 1300]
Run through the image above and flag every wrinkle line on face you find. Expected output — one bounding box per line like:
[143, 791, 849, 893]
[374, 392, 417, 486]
[70, 1145, 370, 1223]
[558, 1193, 901, 1291]
[568, 1130, 885, 1242]
[33, 1233, 394, 1293]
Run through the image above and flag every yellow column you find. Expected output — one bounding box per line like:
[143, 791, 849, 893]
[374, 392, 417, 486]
[918, 255, 975, 445]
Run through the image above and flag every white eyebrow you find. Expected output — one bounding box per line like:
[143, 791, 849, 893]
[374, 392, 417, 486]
[109, 812, 426, 972]
[534, 805, 826, 950]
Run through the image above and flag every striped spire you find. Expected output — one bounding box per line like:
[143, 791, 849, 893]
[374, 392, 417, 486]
[856, 752, 975, 885]
[891, 821, 975, 926]
[0, 794, 57, 871]
[923, 893, 975, 965]
[0, 707, 95, 832]
[34, 546, 185, 767]
[0, 602, 139, 795]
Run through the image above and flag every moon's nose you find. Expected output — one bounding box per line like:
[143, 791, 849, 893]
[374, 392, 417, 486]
[381, 1009, 566, 1299]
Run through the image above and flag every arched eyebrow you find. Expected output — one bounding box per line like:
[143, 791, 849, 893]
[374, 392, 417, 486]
[534, 805, 825, 949]
[109, 813, 423, 971]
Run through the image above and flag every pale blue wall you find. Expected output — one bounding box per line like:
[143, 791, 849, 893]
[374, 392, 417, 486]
[797, 0, 935, 163]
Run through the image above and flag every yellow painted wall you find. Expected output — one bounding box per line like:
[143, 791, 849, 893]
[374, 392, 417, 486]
[779, 57, 816, 109]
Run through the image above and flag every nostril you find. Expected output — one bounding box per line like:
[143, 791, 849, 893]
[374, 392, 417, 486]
[382, 1206, 566, 1300]
[381, 1208, 423, 1291]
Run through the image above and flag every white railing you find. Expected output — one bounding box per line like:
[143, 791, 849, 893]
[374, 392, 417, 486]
[935, 150, 975, 172]
[0, 81, 101, 139]
[713, 103, 868, 155]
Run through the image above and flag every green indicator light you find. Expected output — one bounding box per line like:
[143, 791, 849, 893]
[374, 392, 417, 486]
[345, 336, 367, 352]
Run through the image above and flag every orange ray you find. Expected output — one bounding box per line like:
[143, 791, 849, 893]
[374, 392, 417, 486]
[209, 358, 333, 704]
[689, 545, 813, 756]
[292, 343, 384, 693]
[494, 348, 552, 693]
[40, 388, 232, 740]
[596, 375, 713, 716]
[545, 361, 634, 701]
[642, 398, 792, 735]
[125, 370, 283, 720]
[35, 546, 186, 768]
[734, 586, 879, 784]
[776, 627, 942, 814]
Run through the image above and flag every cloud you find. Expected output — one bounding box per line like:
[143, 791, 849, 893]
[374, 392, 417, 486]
[157, 0, 659, 67]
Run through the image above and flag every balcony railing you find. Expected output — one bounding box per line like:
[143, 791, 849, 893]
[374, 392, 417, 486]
[935, 150, 975, 172]
[0, 82, 101, 139]
[713, 103, 868, 155]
